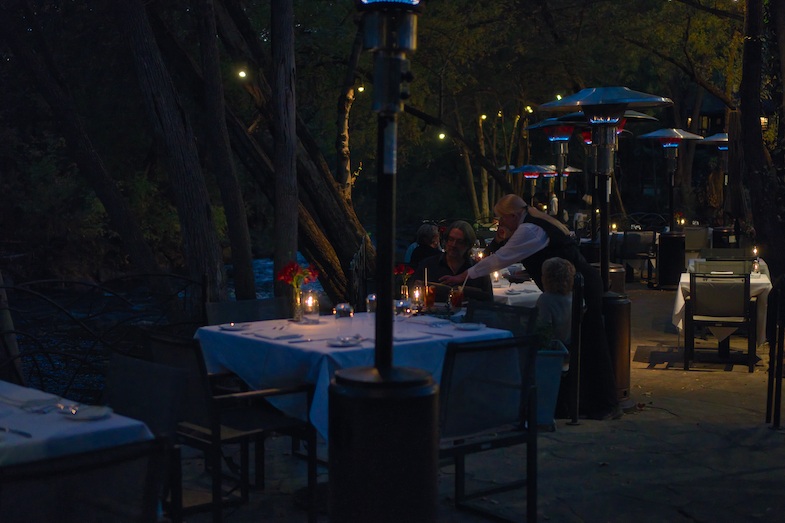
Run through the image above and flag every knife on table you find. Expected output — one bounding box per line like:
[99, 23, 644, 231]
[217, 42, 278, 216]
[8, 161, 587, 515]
[0, 426, 32, 438]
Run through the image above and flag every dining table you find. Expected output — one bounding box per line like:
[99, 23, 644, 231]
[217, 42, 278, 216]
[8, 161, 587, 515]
[492, 279, 542, 307]
[195, 312, 513, 440]
[0, 380, 154, 466]
[672, 270, 773, 344]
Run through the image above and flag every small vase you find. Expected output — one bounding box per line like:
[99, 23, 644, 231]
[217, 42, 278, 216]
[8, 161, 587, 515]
[292, 287, 303, 322]
[400, 284, 409, 301]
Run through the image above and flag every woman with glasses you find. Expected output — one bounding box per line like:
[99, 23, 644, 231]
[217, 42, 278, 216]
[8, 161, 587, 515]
[441, 194, 620, 420]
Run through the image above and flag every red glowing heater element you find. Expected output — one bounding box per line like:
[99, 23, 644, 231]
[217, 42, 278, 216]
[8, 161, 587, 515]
[581, 130, 593, 145]
[523, 172, 541, 179]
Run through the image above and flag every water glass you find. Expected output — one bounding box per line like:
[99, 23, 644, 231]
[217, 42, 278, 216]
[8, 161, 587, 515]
[394, 299, 411, 319]
[333, 303, 354, 336]
[365, 293, 377, 313]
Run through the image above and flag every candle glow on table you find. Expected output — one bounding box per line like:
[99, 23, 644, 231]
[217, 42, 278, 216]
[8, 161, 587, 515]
[412, 286, 423, 310]
[303, 291, 320, 321]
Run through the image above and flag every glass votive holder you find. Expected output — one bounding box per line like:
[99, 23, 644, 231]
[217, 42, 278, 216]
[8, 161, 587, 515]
[411, 286, 424, 310]
[493, 271, 500, 283]
[303, 291, 320, 323]
[365, 293, 377, 313]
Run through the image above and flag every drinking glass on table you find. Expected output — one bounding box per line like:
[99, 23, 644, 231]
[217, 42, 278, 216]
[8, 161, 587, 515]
[365, 293, 377, 313]
[394, 299, 411, 320]
[424, 285, 436, 309]
[333, 303, 354, 337]
[449, 286, 464, 311]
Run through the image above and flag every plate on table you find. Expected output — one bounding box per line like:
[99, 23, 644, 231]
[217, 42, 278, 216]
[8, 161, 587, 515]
[327, 337, 361, 348]
[57, 405, 113, 421]
[218, 323, 251, 331]
[505, 289, 523, 295]
[454, 322, 486, 331]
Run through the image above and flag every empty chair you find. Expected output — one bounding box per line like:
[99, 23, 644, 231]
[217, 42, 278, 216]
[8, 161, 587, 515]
[684, 273, 757, 372]
[204, 297, 289, 325]
[0, 438, 166, 523]
[105, 352, 188, 523]
[464, 300, 538, 337]
[439, 336, 538, 522]
[146, 330, 317, 523]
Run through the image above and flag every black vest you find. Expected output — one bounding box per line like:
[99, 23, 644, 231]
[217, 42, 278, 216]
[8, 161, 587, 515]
[520, 214, 585, 288]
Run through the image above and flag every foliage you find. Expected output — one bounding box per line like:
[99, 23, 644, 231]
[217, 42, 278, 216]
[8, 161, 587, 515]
[0, 0, 778, 280]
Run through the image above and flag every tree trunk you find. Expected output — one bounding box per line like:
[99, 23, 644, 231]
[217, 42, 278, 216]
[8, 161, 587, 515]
[115, 0, 225, 303]
[740, 0, 785, 277]
[271, 0, 300, 302]
[146, 12, 363, 304]
[335, 22, 364, 200]
[197, 0, 256, 300]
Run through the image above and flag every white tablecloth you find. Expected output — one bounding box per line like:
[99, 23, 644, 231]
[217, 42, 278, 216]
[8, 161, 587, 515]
[492, 281, 542, 307]
[0, 381, 153, 466]
[195, 313, 513, 440]
[671, 272, 772, 344]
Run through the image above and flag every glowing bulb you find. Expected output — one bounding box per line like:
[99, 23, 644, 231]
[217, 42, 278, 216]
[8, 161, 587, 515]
[357, 85, 365, 92]
[438, 132, 446, 140]
[238, 70, 247, 78]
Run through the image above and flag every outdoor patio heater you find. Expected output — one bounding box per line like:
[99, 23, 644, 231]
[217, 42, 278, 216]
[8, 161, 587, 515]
[329, 2, 438, 522]
[540, 87, 672, 292]
[637, 128, 703, 289]
[525, 118, 575, 204]
[509, 164, 556, 206]
[638, 128, 704, 231]
[540, 87, 671, 410]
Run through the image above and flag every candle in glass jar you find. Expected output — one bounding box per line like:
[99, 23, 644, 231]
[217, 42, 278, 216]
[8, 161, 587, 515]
[493, 271, 500, 283]
[412, 286, 423, 308]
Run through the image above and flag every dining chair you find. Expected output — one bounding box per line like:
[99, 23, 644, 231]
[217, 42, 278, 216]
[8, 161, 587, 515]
[438, 336, 538, 522]
[692, 259, 752, 275]
[0, 437, 166, 523]
[146, 330, 318, 523]
[104, 352, 188, 523]
[464, 300, 539, 337]
[684, 272, 757, 372]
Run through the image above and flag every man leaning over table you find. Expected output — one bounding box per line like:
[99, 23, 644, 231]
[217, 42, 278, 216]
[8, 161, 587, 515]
[411, 220, 492, 303]
[441, 194, 621, 420]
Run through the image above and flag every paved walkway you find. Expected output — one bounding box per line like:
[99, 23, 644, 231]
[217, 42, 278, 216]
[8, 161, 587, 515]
[186, 281, 785, 522]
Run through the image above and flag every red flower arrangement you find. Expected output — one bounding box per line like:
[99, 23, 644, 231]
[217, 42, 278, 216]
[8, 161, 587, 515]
[277, 261, 319, 289]
[394, 263, 414, 285]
